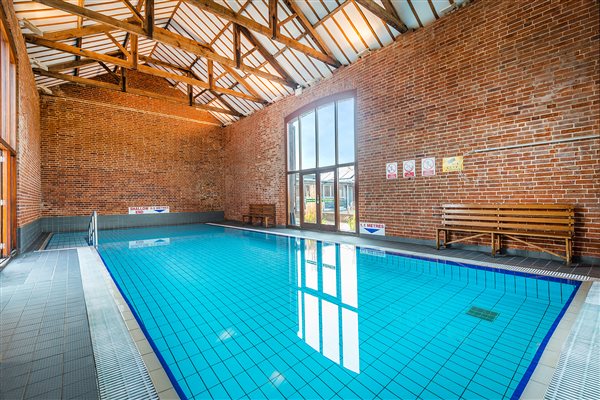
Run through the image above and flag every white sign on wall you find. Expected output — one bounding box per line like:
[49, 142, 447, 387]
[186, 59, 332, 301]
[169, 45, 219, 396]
[359, 222, 386, 236]
[422, 157, 436, 176]
[386, 162, 398, 179]
[403, 160, 416, 178]
[128, 206, 170, 215]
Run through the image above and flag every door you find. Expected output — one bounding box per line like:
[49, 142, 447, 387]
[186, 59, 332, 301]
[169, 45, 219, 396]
[301, 169, 337, 231]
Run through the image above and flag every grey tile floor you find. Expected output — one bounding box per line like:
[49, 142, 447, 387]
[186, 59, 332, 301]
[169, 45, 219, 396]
[45, 234, 89, 251]
[0, 250, 99, 400]
[217, 221, 600, 279]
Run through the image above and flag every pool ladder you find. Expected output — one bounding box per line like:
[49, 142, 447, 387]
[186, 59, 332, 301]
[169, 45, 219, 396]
[87, 211, 99, 248]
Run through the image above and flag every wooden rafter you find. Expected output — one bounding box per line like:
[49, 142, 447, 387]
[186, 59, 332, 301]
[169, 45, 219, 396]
[121, 0, 143, 22]
[98, 61, 120, 83]
[238, 25, 298, 88]
[145, 0, 154, 37]
[24, 34, 131, 68]
[129, 33, 138, 68]
[282, 0, 336, 61]
[380, 0, 402, 22]
[73, 0, 84, 77]
[136, 65, 264, 103]
[233, 23, 241, 69]
[141, 55, 190, 73]
[32, 68, 242, 117]
[25, 34, 264, 103]
[184, 0, 340, 67]
[353, 0, 408, 33]
[268, 0, 278, 39]
[427, 0, 440, 19]
[31, 0, 292, 87]
[49, 57, 109, 71]
[207, 59, 214, 89]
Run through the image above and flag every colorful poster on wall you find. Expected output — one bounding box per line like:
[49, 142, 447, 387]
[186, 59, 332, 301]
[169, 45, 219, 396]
[422, 157, 436, 176]
[128, 206, 170, 214]
[442, 156, 464, 172]
[359, 222, 386, 236]
[386, 162, 398, 179]
[403, 160, 416, 178]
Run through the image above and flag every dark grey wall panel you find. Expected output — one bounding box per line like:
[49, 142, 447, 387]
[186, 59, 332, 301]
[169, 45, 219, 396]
[39, 211, 225, 233]
[17, 219, 43, 252]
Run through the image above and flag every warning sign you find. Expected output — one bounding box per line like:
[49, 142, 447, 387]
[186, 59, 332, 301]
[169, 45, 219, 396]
[386, 162, 398, 180]
[403, 160, 416, 178]
[442, 156, 464, 172]
[359, 222, 386, 236]
[422, 157, 436, 176]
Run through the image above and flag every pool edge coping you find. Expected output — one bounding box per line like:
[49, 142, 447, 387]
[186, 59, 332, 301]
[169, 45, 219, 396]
[520, 280, 592, 399]
[82, 246, 181, 400]
[207, 223, 596, 283]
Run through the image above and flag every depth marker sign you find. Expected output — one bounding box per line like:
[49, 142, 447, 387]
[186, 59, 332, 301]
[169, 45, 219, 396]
[128, 206, 170, 215]
[359, 222, 386, 236]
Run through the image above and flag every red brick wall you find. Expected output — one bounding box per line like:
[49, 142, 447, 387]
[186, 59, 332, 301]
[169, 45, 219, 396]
[223, 0, 600, 258]
[40, 71, 224, 216]
[1, 0, 42, 227]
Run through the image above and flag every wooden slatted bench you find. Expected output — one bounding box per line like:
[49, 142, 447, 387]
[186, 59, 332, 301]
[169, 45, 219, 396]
[436, 204, 575, 264]
[242, 204, 276, 228]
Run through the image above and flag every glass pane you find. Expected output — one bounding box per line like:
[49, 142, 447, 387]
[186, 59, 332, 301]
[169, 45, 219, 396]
[300, 112, 316, 170]
[337, 98, 355, 164]
[338, 166, 355, 232]
[303, 173, 317, 224]
[317, 103, 335, 167]
[287, 173, 300, 226]
[320, 170, 335, 226]
[287, 119, 299, 171]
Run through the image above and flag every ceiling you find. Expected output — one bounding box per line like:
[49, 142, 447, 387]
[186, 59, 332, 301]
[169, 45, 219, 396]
[14, 0, 467, 124]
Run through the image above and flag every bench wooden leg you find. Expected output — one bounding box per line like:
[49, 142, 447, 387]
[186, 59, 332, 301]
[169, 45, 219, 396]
[436, 229, 440, 250]
[497, 234, 502, 255]
[566, 238, 572, 265]
[491, 233, 495, 257]
[264, 217, 269, 228]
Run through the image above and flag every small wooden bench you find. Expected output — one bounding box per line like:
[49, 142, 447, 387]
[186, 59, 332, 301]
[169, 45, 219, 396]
[242, 204, 276, 228]
[436, 204, 575, 264]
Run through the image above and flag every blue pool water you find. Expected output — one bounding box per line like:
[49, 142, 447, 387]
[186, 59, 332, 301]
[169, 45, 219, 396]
[92, 224, 578, 399]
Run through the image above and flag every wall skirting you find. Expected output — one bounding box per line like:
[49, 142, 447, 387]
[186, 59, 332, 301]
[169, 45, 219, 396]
[17, 211, 225, 251]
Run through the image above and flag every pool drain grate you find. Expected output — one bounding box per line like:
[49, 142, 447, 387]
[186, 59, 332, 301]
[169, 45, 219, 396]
[466, 306, 499, 322]
[78, 247, 159, 400]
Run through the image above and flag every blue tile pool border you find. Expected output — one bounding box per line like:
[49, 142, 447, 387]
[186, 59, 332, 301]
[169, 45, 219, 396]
[92, 225, 584, 400]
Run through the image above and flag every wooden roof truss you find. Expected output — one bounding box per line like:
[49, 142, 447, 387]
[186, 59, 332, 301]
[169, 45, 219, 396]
[15, 0, 466, 124]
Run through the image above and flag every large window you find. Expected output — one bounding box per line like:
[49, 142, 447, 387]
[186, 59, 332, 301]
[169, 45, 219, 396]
[0, 21, 18, 258]
[286, 93, 357, 233]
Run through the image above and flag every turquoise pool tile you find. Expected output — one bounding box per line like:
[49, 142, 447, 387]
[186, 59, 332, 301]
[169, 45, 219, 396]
[91, 224, 577, 400]
[178, 357, 197, 378]
[187, 374, 207, 397]
[208, 383, 232, 400]
[465, 380, 504, 399]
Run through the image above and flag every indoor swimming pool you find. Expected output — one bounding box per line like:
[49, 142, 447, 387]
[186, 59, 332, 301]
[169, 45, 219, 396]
[89, 224, 579, 399]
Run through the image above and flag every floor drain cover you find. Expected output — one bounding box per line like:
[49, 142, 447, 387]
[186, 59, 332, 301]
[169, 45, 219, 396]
[466, 306, 499, 322]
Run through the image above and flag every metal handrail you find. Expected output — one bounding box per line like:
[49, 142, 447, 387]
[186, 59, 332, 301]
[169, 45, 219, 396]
[87, 211, 98, 248]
